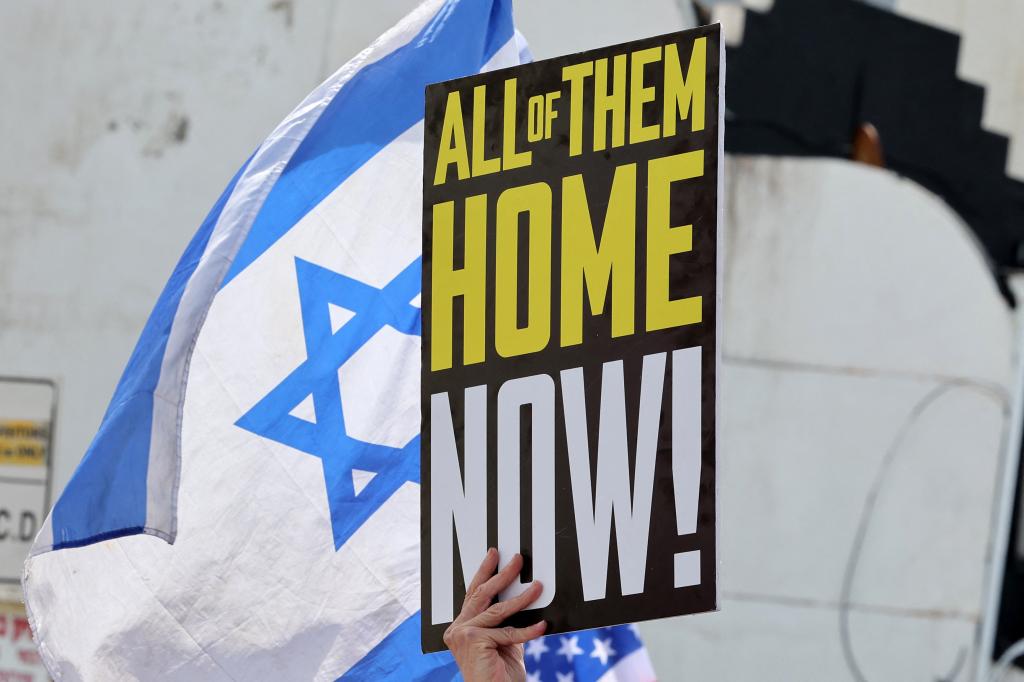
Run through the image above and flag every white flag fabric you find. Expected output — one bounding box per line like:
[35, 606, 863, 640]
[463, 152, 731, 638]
[22, 1, 658, 679]
[23, 1, 530, 679]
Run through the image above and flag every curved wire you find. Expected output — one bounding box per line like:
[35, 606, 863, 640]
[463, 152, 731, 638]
[988, 638, 1024, 682]
[838, 380, 1008, 682]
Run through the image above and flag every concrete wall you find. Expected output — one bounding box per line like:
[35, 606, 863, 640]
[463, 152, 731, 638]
[643, 155, 1015, 680]
[1, 1, 1022, 679]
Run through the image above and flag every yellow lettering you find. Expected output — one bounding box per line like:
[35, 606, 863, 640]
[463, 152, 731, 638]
[431, 196, 488, 370]
[562, 61, 593, 157]
[594, 55, 627, 152]
[472, 85, 501, 177]
[502, 78, 532, 171]
[433, 91, 469, 186]
[545, 91, 560, 138]
[561, 164, 637, 346]
[646, 151, 703, 332]
[629, 46, 662, 144]
[663, 38, 706, 136]
[495, 183, 552, 358]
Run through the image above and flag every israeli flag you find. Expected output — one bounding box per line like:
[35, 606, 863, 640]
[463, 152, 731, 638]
[21, 1, 653, 679]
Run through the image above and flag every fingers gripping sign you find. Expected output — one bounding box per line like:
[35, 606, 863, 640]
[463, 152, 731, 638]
[445, 549, 548, 682]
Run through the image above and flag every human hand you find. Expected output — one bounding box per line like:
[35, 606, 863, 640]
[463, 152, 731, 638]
[444, 548, 547, 682]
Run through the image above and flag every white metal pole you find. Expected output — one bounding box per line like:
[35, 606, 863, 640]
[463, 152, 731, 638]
[976, 273, 1024, 682]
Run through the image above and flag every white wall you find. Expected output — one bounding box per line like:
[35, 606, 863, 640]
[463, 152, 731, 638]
[641, 155, 1016, 680]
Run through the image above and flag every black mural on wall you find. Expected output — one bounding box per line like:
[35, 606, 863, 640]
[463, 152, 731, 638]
[715, 0, 1024, 303]
[708, 0, 1024, 667]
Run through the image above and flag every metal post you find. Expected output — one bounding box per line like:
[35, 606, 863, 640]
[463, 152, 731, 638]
[977, 273, 1024, 682]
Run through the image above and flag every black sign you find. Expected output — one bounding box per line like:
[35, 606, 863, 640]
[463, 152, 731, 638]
[421, 24, 722, 651]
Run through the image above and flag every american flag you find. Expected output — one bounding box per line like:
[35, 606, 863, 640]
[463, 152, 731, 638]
[524, 624, 657, 681]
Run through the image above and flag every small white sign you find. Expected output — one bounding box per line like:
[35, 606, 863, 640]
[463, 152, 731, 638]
[0, 601, 47, 681]
[0, 379, 54, 602]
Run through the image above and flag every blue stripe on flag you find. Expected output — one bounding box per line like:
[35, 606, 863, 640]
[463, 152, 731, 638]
[49, 157, 252, 549]
[221, 0, 515, 287]
[338, 612, 458, 682]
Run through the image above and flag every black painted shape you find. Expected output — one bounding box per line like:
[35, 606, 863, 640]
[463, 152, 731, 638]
[723, 0, 1024, 302]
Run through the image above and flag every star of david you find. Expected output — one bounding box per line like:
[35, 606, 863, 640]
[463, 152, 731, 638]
[236, 256, 421, 549]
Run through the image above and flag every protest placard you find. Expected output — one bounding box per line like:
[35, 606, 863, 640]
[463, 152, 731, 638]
[422, 23, 722, 651]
